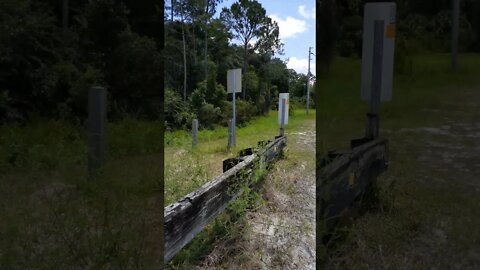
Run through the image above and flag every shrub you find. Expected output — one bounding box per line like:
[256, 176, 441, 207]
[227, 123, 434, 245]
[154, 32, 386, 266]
[165, 88, 195, 129]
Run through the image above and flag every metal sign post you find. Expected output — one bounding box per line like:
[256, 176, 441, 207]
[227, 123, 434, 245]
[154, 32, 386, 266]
[361, 3, 396, 140]
[228, 119, 233, 148]
[361, 3, 396, 102]
[232, 91, 236, 146]
[227, 69, 242, 146]
[366, 20, 384, 139]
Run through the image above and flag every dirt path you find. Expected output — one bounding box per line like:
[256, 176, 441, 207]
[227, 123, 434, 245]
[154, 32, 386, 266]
[199, 120, 316, 269]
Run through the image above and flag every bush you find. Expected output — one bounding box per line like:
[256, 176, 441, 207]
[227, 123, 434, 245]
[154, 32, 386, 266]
[165, 88, 195, 129]
[198, 102, 222, 129]
[220, 99, 256, 127]
[107, 29, 162, 120]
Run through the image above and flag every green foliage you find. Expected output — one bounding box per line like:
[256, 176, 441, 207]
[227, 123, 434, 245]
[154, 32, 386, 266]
[0, 0, 162, 124]
[394, 36, 414, 76]
[107, 29, 162, 119]
[0, 121, 86, 171]
[198, 102, 223, 129]
[234, 99, 256, 126]
[190, 79, 226, 128]
[337, 15, 362, 58]
[318, 0, 338, 72]
[165, 88, 195, 129]
[220, 0, 281, 56]
[164, 0, 307, 130]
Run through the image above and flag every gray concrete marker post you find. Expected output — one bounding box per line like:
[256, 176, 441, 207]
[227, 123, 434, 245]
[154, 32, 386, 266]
[366, 20, 384, 140]
[192, 119, 198, 147]
[280, 98, 286, 136]
[452, 0, 460, 70]
[88, 86, 107, 174]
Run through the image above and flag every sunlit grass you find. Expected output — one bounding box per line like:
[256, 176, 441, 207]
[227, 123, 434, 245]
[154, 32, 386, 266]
[164, 109, 315, 205]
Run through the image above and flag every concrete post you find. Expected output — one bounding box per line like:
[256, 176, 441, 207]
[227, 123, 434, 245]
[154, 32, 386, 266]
[192, 119, 198, 147]
[88, 86, 107, 174]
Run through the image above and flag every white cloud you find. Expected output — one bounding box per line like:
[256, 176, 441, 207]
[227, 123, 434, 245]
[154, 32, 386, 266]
[270, 14, 307, 39]
[298, 5, 315, 20]
[287, 57, 316, 76]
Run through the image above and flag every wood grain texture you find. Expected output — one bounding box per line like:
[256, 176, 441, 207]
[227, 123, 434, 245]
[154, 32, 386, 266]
[318, 138, 388, 236]
[164, 136, 287, 263]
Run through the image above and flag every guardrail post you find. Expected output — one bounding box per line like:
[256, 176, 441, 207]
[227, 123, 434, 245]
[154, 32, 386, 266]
[88, 86, 107, 175]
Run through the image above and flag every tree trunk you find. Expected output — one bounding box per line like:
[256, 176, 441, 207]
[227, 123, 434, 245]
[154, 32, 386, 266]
[205, 1, 209, 82]
[62, 0, 69, 31]
[171, 0, 174, 22]
[181, 10, 187, 101]
[193, 21, 197, 66]
[243, 43, 248, 100]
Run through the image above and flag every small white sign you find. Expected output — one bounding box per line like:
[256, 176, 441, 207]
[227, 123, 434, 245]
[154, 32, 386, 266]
[278, 93, 289, 125]
[360, 2, 396, 102]
[227, 69, 242, 93]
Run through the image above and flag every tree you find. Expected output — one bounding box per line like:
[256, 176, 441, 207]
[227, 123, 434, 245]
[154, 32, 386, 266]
[318, 0, 338, 73]
[220, 0, 281, 99]
[171, 0, 189, 101]
[202, 0, 223, 81]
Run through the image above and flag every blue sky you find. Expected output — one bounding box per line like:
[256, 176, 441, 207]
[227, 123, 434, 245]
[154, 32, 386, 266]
[214, 0, 316, 75]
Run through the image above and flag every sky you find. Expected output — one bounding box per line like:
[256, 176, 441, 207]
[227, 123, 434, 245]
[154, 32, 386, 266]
[214, 0, 316, 76]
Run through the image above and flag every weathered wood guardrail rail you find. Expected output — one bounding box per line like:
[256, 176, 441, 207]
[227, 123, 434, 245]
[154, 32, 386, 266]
[164, 135, 287, 264]
[318, 138, 388, 240]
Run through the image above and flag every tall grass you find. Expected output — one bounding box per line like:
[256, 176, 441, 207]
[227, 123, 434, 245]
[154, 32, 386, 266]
[164, 109, 315, 205]
[318, 53, 480, 151]
[0, 118, 162, 268]
[320, 53, 480, 268]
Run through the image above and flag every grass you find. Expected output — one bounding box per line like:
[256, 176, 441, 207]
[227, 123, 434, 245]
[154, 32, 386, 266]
[0, 118, 162, 269]
[319, 53, 480, 268]
[164, 109, 315, 205]
[318, 53, 480, 151]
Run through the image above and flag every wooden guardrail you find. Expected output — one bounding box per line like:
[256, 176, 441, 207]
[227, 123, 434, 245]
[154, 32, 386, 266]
[164, 135, 287, 264]
[318, 138, 388, 241]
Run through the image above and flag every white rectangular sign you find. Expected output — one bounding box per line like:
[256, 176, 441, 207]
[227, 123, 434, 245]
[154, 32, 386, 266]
[278, 93, 289, 125]
[227, 68, 242, 93]
[360, 2, 396, 102]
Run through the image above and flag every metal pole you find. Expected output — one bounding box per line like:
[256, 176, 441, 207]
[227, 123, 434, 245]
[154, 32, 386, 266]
[228, 119, 233, 148]
[306, 46, 312, 115]
[192, 119, 198, 147]
[88, 86, 107, 174]
[452, 0, 460, 70]
[366, 20, 384, 140]
[232, 74, 236, 146]
[232, 93, 236, 146]
[280, 98, 286, 136]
